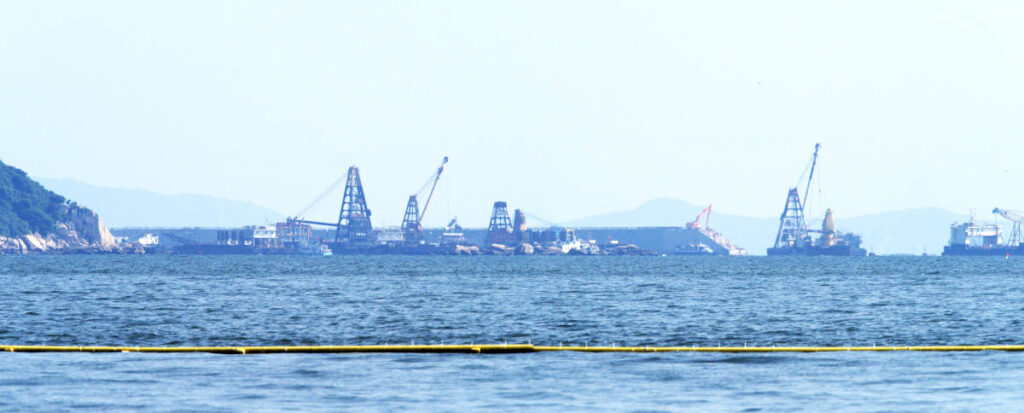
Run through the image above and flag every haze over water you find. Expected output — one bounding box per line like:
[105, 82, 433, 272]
[3, 255, 1023, 410]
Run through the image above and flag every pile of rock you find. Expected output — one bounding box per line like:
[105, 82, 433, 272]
[602, 244, 658, 256]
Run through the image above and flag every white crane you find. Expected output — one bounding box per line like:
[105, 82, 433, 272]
[992, 208, 1024, 246]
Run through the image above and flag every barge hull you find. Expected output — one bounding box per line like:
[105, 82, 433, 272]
[767, 245, 867, 256]
[942, 245, 1024, 256]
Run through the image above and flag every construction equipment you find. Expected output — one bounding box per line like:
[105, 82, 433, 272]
[820, 208, 836, 247]
[773, 187, 808, 248]
[334, 166, 373, 245]
[445, 217, 462, 233]
[293, 176, 347, 220]
[400, 157, 448, 244]
[513, 209, 528, 242]
[992, 208, 1024, 246]
[400, 196, 422, 243]
[772, 144, 817, 249]
[522, 211, 559, 228]
[420, 156, 448, 223]
[287, 166, 373, 247]
[486, 201, 515, 245]
[686, 205, 712, 230]
[768, 143, 865, 256]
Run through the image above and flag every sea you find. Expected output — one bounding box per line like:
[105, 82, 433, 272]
[1, 255, 1023, 411]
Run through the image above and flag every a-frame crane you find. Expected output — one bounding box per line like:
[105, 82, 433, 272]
[401, 157, 449, 243]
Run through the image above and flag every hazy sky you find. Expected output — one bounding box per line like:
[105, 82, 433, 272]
[2, 1, 1022, 227]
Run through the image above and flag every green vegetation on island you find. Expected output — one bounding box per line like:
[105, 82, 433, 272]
[0, 158, 69, 237]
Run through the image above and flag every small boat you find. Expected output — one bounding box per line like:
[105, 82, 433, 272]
[673, 242, 715, 256]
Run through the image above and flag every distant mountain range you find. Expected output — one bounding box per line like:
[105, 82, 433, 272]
[36, 178, 284, 228]
[567, 198, 970, 255]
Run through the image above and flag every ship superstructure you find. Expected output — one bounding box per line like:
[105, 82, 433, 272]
[942, 208, 1024, 255]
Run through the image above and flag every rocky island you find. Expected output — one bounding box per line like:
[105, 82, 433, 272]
[0, 158, 136, 254]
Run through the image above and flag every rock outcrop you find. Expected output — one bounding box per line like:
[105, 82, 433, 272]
[0, 157, 128, 254]
[0, 204, 123, 254]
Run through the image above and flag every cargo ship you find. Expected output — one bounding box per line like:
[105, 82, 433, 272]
[766, 143, 867, 256]
[942, 209, 1024, 255]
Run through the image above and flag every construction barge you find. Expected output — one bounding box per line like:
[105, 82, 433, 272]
[112, 157, 747, 256]
[766, 143, 866, 256]
[116, 217, 746, 257]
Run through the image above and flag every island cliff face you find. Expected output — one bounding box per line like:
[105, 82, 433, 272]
[0, 204, 119, 254]
[0, 158, 125, 254]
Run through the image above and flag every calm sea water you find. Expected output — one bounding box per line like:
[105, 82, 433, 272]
[1, 255, 1023, 411]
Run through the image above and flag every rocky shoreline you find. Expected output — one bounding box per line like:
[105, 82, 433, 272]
[0, 204, 143, 255]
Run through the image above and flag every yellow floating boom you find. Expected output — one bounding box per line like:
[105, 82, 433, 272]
[3, 344, 1024, 354]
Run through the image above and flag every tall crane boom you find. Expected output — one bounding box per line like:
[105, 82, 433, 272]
[801, 143, 821, 215]
[419, 156, 448, 222]
[993, 207, 1024, 246]
[687, 205, 712, 230]
[993, 208, 1024, 223]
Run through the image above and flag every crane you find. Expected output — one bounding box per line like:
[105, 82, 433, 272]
[687, 205, 712, 230]
[419, 156, 448, 222]
[992, 207, 1024, 246]
[285, 166, 375, 246]
[772, 143, 819, 250]
[801, 143, 821, 216]
[401, 157, 449, 242]
[292, 176, 347, 221]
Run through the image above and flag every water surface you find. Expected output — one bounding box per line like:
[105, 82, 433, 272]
[1, 256, 1021, 410]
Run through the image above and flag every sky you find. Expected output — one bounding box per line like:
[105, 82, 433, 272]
[1, 1, 1022, 227]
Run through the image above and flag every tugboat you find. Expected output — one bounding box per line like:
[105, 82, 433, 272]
[766, 143, 867, 256]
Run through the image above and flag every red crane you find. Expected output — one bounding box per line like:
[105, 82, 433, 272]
[687, 205, 712, 230]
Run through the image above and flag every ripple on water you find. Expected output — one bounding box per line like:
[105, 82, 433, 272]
[0, 255, 1023, 410]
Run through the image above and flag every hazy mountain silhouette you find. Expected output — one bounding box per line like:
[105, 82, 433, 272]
[36, 178, 284, 228]
[567, 198, 969, 255]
